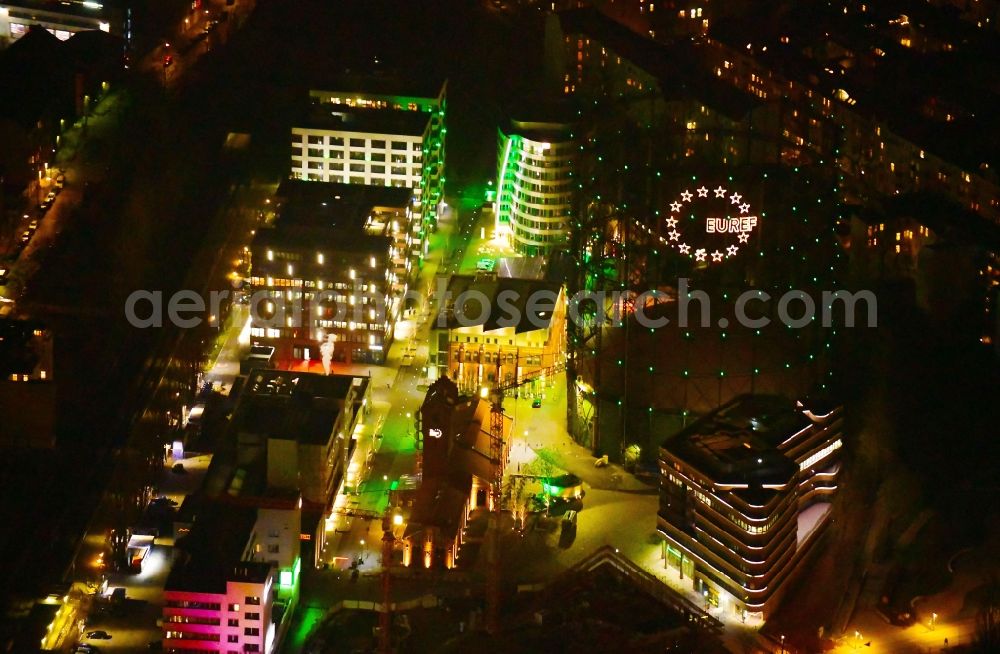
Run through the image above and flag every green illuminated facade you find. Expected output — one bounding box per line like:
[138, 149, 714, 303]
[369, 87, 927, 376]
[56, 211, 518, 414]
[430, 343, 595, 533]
[495, 116, 577, 256]
[294, 81, 447, 246]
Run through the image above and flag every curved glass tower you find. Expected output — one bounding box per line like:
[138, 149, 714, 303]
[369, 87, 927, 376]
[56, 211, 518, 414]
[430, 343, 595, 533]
[495, 117, 576, 256]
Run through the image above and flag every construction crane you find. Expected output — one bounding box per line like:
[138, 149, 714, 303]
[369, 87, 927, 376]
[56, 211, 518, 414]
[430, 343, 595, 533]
[485, 359, 567, 635]
[328, 487, 400, 654]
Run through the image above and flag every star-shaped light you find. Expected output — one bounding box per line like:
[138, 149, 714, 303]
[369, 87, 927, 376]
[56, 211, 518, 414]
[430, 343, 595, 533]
[711, 250, 724, 262]
[694, 248, 707, 262]
[738, 232, 750, 243]
[739, 203, 751, 214]
[730, 192, 742, 205]
[714, 186, 727, 198]
[678, 243, 691, 254]
[665, 217, 679, 228]
[669, 201, 682, 213]
[669, 230, 680, 241]
[726, 244, 739, 256]
[697, 186, 709, 197]
[680, 190, 693, 202]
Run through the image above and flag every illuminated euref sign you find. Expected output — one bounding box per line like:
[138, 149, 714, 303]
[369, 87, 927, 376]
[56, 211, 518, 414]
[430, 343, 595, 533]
[662, 185, 759, 264]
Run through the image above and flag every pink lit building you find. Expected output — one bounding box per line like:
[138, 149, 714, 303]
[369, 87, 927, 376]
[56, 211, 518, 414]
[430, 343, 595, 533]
[163, 503, 290, 653]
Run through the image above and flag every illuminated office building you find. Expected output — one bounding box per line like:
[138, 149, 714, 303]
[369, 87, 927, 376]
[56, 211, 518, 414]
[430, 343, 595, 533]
[291, 79, 446, 233]
[657, 395, 843, 620]
[249, 180, 413, 365]
[495, 106, 578, 256]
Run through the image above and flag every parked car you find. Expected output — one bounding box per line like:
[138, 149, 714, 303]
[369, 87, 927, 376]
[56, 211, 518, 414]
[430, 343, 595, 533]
[531, 398, 542, 408]
[86, 630, 112, 639]
[171, 462, 186, 474]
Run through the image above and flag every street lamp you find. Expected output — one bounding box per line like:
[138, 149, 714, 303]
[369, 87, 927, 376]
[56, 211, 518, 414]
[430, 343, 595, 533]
[931, 612, 938, 630]
[779, 634, 785, 654]
[853, 630, 862, 650]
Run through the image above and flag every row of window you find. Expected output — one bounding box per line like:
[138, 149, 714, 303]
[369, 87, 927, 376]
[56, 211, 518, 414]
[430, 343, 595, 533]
[296, 172, 415, 188]
[301, 135, 421, 151]
[296, 159, 421, 177]
[298, 148, 420, 164]
[513, 227, 567, 244]
[455, 351, 544, 366]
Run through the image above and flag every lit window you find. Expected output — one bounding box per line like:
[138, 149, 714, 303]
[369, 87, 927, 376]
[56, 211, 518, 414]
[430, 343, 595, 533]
[266, 250, 274, 261]
[317, 253, 324, 264]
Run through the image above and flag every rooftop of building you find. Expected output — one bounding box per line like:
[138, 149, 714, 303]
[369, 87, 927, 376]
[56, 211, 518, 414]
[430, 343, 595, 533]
[556, 7, 759, 122]
[502, 98, 580, 140]
[435, 273, 563, 334]
[230, 369, 365, 446]
[401, 473, 471, 542]
[296, 102, 432, 136]
[254, 180, 411, 255]
[166, 501, 270, 594]
[276, 178, 412, 221]
[661, 395, 809, 491]
[306, 70, 446, 104]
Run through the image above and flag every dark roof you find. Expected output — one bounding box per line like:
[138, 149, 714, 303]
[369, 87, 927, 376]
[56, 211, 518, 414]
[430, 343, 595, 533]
[436, 274, 562, 333]
[166, 502, 269, 594]
[661, 395, 804, 490]
[402, 474, 471, 541]
[274, 178, 411, 227]
[298, 103, 431, 136]
[232, 370, 362, 445]
[502, 98, 580, 140]
[253, 223, 390, 257]
[256, 180, 411, 255]
[307, 71, 446, 102]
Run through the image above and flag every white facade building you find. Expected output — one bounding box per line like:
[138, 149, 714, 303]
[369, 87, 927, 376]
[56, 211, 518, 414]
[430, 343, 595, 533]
[290, 83, 447, 232]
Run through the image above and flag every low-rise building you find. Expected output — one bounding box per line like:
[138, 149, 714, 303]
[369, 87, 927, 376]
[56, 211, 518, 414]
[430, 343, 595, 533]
[228, 369, 371, 510]
[657, 394, 843, 620]
[495, 104, 578, 256]
[428, 273, 567, 396]
[163, 502, 286, 654]
[248, 180, 414, 365]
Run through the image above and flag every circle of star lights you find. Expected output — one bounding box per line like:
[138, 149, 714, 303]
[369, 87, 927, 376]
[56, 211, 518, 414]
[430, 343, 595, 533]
[651, 184, 758, 265]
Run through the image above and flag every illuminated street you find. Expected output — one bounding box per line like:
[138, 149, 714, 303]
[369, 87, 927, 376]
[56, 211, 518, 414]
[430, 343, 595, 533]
[2, 1, 1000, 654]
